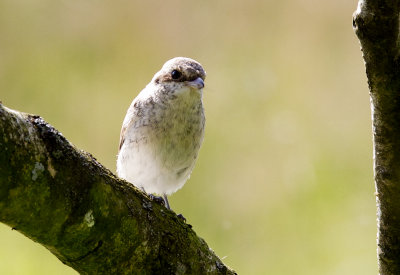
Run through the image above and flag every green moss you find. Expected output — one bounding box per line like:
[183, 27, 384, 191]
[90, 181, 114, 217]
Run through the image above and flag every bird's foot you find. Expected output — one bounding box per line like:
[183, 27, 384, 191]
[177, 214, 186, 222]
[163, 194, 171, 210]
[177, 214, 192, 228]
[148, 194, 165, 207]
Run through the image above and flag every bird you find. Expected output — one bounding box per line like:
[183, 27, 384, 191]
[117, 57, 206, 210]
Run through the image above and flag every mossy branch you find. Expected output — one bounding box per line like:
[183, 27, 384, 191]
[0, 103, 235, 275]
[353, 0, 400, 274]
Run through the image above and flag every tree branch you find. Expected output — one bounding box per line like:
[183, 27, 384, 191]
[353, 1, 400, 273]
[0, 103, 235, 274]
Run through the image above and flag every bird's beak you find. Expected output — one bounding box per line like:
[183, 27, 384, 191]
[187, 77, 205, 89]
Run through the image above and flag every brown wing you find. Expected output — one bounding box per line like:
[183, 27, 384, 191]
[118, 125, 127, 152]
[118, 98, 149, 152]
[118, 101, 141, 152]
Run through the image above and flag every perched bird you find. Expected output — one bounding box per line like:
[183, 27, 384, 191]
[117, 57, 206, 210]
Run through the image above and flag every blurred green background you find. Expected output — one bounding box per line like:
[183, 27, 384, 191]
[0, 0, 375, 274]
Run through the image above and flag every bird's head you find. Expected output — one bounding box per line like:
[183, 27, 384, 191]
[152, 57, 206, 94]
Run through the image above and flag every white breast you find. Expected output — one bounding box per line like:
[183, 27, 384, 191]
[117, 84, 205, 195]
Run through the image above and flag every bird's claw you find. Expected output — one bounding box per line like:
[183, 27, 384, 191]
[177, 214, 186, 222]
[149, 194, 165, 206]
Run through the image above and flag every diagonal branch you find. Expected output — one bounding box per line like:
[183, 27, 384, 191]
[353, 1, 400, 274]
[0, 103, 235, 274]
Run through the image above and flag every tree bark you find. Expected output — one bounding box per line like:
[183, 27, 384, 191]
[0, 103, 235, 274]
[353, 1, 400, 274]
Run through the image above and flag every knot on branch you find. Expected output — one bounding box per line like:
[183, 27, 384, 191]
[353, 0, 400, 44]
[352, 0, 366, 39]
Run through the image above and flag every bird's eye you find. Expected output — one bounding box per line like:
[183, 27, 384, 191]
[171, 70, 182, 80]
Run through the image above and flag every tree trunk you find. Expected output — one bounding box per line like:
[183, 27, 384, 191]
[0, 103, 235, 274]
[353, 1, 400, 274]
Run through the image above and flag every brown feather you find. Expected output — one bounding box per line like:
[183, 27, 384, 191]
[118, 125, 126, 151]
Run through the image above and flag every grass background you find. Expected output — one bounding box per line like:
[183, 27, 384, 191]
[0, 0, 376, 274]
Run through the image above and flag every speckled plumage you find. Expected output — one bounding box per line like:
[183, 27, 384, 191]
[117, 57, 206, 208]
